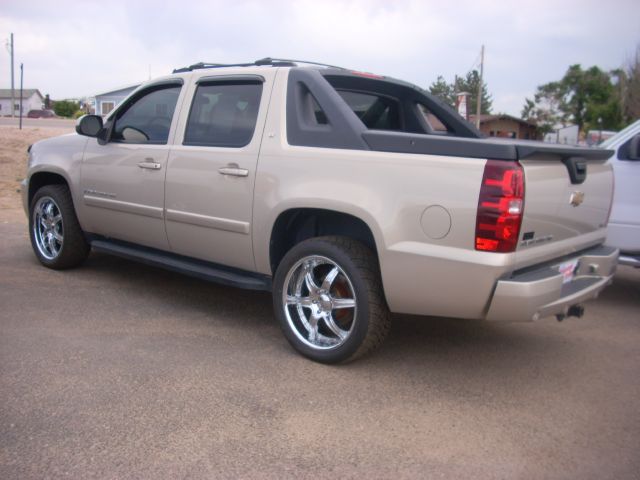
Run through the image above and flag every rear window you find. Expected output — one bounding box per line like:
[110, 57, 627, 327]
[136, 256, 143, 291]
[336, 90, 401, 131]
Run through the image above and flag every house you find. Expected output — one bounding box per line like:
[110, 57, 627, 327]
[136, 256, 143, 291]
[0, 89, 44, 116]
[93, 84, 140, 116]
[469, 114, 540, 140]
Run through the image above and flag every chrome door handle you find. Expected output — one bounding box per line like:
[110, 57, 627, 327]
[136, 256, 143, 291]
[137, 160, 162, 170]
[218, 164, 249, 177]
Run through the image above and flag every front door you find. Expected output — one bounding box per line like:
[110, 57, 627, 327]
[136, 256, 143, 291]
[81, 83, 183, 250]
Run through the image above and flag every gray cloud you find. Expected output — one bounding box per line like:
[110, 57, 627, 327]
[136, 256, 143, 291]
[1, 0, 638, 115]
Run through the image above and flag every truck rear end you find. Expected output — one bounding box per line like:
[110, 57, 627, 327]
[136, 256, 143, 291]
[477, 144, 617, 322]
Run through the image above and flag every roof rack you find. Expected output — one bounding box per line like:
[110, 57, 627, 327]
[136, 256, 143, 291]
[172, 57, 347, 74]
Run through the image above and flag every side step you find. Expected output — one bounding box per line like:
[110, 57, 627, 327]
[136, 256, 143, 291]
[90, 239, 272, 291]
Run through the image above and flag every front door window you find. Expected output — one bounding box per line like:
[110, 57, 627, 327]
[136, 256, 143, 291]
[111, 86, 181, 144]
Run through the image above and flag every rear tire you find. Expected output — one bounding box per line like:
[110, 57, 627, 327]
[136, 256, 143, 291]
[29, 184, 90, 269]
[273, 236, 391, 363]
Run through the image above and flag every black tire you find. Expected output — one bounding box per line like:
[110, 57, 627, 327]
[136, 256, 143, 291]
[29, 184, 90, 269]
[273, 236, 391, 363]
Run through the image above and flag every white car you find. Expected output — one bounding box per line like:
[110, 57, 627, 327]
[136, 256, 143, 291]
[604, 119, 640, 267]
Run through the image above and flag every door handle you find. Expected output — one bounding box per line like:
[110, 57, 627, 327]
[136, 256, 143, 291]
[137, 160, 162, 170]
[218, 163, 249, 177]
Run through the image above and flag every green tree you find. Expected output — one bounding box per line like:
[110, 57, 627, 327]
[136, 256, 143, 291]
[428, 70, 493, 114]
[53, 100, 80, 118]
[522, 64, 624, 134]
[618, 45, 640, 124]
[454, 70, 493, 114]
[521, 81, 566, 135]
[428, 75, 455, 106]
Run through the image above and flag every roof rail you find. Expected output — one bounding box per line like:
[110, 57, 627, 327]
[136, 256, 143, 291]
[257, 58, 347, 69]
[172, 57, 347, 74]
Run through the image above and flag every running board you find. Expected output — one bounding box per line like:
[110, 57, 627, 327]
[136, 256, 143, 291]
[90, 239, 272, 291]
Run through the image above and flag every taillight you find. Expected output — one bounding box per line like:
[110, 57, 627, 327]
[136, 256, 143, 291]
[475, 160, 525, 253]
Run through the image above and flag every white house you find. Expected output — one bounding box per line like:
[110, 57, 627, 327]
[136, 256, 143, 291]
[93, 84, 139, 116]
[0, 89, 44, 116]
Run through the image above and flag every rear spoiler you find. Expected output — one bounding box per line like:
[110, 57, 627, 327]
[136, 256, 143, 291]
[513, 140, 613, 161]
[362, 131, 614, 162]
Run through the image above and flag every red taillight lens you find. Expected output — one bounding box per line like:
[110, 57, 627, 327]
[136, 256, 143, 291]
[475, 160, 525, 253]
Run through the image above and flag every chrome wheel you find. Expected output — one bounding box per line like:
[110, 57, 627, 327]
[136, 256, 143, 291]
[32, 196, 64, 261]
[282, 255, 357, 350]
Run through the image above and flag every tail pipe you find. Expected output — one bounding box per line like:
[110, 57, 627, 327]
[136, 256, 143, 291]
[556, 304, 585, 322]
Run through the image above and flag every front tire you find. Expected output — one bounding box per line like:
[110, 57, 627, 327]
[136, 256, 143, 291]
[29, 184, 90, 269]
[273, 236, 391, 363]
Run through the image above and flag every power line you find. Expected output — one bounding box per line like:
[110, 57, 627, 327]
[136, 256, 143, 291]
[465, 51, 481, 76]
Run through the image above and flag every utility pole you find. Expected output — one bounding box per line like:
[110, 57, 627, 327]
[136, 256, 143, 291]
[475, 44, 484, 129]
[19, 63, 24, 129]
[10, 33, 15, 118]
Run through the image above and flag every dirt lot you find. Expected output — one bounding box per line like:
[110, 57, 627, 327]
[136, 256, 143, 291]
[1, 126, 639, 479]
[0, 126, 74, 221]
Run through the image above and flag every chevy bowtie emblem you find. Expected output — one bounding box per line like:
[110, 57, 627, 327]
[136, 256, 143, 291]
[570, 191, 585, 207]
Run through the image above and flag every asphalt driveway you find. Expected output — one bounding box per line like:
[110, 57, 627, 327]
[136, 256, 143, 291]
[1, 220, 639, 479]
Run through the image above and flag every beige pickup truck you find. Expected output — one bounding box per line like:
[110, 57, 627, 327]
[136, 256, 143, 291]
[22, 58, 618, 363]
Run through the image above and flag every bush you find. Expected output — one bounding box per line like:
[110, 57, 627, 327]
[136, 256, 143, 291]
[72, 110, 85, 119]
[53, 100, 80, 118]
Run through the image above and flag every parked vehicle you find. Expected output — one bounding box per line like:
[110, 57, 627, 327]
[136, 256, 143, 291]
[27, 109, 57, 119]
[603, 119, 640, 267]
[21, 58, 618, 363]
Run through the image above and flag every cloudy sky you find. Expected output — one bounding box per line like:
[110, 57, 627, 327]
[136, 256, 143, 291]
[1, 0, 639, 115]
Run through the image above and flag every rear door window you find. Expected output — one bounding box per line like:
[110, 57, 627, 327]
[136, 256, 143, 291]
[184, 82, 263, 148]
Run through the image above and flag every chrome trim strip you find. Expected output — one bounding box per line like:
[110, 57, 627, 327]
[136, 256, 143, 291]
[165, 209, 250, 234]
[83, 195, 164, 219]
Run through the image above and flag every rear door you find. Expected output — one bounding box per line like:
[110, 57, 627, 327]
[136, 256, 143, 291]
[164, 70, 275, 271]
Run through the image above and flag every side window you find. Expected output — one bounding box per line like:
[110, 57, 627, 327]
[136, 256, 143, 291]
[301, 88, 328, 125]
[337, 90, 401, 130]
[112, 86, 181, 144]
[416, 103, 450, 134]
[184, 81, 263, 148]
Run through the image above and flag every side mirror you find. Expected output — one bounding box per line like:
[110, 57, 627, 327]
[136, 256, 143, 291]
[628, 134, 640, 160]
[75, 114, 103, 137]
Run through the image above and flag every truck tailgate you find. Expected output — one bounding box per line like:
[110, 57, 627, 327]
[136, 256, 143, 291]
[515, 144, 614, 269]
